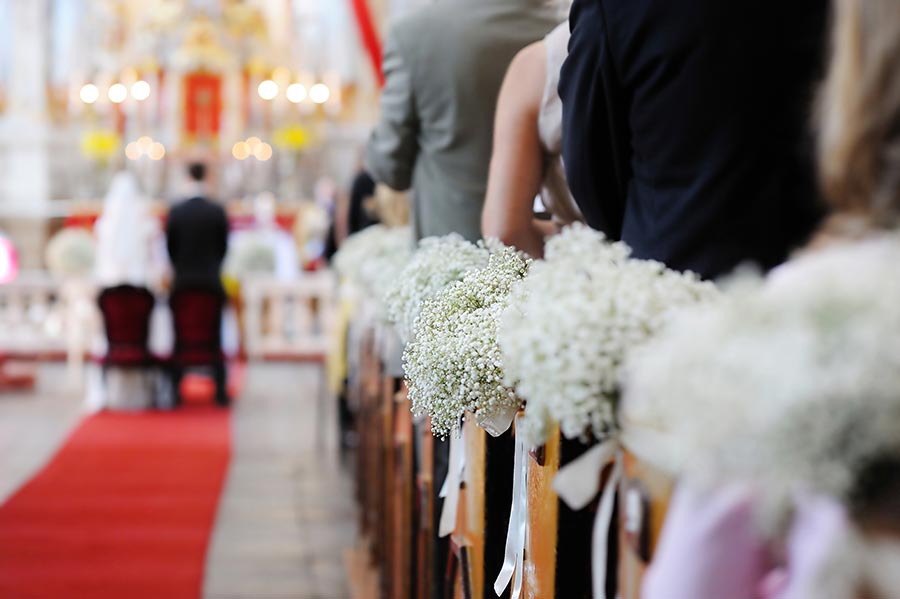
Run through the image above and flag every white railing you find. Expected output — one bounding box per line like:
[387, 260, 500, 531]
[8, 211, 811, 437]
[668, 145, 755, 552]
[0, 273, 100, 384]
[0, 272, 67, 355]
[242, 271, 337, 360]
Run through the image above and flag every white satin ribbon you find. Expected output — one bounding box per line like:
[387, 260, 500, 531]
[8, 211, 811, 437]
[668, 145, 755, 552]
[553, 437, 622, 599]
[494, 415, 529, 598]
[477, 404, 519, 437]
[592, 452, 623, 599]
[439, 426, 467, 537]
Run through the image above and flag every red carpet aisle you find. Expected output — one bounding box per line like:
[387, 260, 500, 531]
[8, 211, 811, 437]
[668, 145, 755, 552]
[0, 407, 231, 599]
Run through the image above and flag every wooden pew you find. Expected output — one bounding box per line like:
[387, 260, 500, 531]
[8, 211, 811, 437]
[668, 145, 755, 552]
[522, 425, 560, 598]
[379, 372, 397, 599]
[452, 417, 486, 599]
[416, 420, 435, 599]
[617, 450, 674, 599]
[446, 416, 517, 599]
[390, 383, 415, 599]
[521, 427, 594, 599]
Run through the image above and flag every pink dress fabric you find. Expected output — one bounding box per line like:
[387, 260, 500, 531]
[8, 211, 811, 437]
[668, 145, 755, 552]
[642, 485, 847, 599]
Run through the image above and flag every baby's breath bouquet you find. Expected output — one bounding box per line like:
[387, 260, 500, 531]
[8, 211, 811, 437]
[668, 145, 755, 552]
[46, 228, 96, 278]
[499, 224, 718, 446]
[225, 233, 277, 278]
[383, 234, 490, 342]
[333, 225, 412, 301]
[622, 237, 900, 509]
[405, 245, 529, 438]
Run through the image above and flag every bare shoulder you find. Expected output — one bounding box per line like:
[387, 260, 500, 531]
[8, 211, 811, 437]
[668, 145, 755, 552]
[510, 41, 547, 79]
[499, 40, 547, 111]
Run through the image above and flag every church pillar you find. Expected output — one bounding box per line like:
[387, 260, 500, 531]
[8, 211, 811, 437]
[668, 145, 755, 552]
[0, 0, 51, 269]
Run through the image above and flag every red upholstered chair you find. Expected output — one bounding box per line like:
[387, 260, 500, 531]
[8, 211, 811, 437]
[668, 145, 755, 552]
[98, 285, 156, 368]
[169, 287, 228, 406]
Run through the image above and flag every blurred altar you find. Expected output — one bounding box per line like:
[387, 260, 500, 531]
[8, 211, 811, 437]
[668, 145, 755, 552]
[0, 0, 417, 266]
[0, 0, 427, 384]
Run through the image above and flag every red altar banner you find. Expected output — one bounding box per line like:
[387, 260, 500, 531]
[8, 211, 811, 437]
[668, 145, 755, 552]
[184, 73, 222, 138]
[349, 0, 384, 88]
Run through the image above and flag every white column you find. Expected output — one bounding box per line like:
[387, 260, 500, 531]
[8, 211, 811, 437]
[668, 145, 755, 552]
[0, 0, 50, 208]
[0, 0, 51, 269]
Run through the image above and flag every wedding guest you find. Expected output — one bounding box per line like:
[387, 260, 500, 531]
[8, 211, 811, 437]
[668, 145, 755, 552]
[365, 0, 561, 242]
[95, 171, 164, 289]
[325, 167, 378, 260]
[559, 0, 829, 279]
[481, 21, 582, 258]
[643, 1, 900, 597]
[166, 162, 229, 295]
[348, 170, 378, 236]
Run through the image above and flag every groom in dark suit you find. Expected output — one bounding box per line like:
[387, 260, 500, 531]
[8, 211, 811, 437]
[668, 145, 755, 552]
[166, 163, 229, 294]
[559, 0, 830, 279]
[165, 163, 230, 406]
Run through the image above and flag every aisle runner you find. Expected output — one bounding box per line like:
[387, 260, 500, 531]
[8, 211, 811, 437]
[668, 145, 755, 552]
[0, 407, 231, 599]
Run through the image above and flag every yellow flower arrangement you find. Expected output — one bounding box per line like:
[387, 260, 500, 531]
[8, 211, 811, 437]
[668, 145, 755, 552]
[273, 125, 312, 152]
[80, 129, 121, 163]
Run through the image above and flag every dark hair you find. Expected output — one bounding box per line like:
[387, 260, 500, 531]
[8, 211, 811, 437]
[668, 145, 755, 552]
[188, 162, 207, 182]
[848, 455, 900, 533]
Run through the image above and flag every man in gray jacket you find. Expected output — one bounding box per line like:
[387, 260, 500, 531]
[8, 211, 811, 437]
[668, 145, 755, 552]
[366, 0, 560, 242]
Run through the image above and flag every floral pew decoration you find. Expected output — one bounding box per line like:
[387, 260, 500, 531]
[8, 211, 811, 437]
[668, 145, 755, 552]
[329, 224, 412, 401]
[333, 224, 414, 308]
[401, 242, 528, 556]
[497, 224, 719, 599]
[620, 238, 900, 599]
[382, 235, 515, 598]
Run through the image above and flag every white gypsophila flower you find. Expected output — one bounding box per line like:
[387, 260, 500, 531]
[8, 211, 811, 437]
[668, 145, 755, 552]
[404, 244, 529, 439]
[621, 235, 900, 515]
[333, 225, 413, 305]
[809, 529, 900, 599]
[46, 228, 96, 278]
[499, 223, 719, 446]
[382, 234, 490, 343]
[225, 233, 277, 277]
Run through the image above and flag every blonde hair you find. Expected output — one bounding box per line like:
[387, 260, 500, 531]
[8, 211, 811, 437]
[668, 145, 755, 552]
[818, 0, 900, 229]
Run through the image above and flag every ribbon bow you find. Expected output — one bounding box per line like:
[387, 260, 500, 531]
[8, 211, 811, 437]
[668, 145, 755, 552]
[553, 437, 623, 599]
[439, 427, 467, 537]
[494, 414, 529, 598]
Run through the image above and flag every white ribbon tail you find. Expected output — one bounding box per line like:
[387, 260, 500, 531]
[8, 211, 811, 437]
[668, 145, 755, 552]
[438, 427, 466, 537]
[494, 417, 529, 598]
[552, 438, 622, 599]
[592, 452, 623, 599]
[553, 438, 619, 511]
[477, 404, 518, 437]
